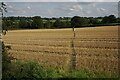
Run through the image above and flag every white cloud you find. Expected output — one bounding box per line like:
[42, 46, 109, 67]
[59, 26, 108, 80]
[8, 5, 13, 8]
[27, 6, 31, 9]
[92, 3, 96, 7]
[70, 4, 83, 12]
[74, 5, 82, 10]
[96, 8, 107, 13]
[100, 8, 106, 11]
[86, 11, 91, 14]
[69, 8, 74, 11]
[22, 10, 26, 14]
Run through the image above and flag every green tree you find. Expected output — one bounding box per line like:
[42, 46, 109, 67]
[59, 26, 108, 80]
[44, 20, 51, 28]
[71, 16, 89, 27]
[71, 16, 81, 27]
[117, 18, 120, 23]
[65, 20, 71, 27]
[53, 19, 63, 28]
[19, 20, 28, 29]
[32, 16, 44, 29]
[102, 15, 116, 23]
[108, 15, 116, 23]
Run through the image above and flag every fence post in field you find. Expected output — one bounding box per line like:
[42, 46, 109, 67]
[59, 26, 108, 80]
[69, 26, 76, 72]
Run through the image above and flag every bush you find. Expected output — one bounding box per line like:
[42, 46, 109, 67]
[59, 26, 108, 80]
[9, 61, 47, 79]
[2, 41, 14, 79]
[2, 60, 118, 79]
[9, 61, 68, 79]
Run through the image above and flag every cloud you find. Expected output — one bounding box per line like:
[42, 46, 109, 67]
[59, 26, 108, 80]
[27, 6, 31, 9]
[86, 11, 91, 14]
[99, 8, 106, 11]
[72, 5, 83, 11]
[8, 5, 13, 8]
[4, 2, 118, 17]
[69, 8, 74, 11]
[69, 5, 82, 12]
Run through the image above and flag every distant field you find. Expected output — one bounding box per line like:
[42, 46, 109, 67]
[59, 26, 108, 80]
[3, 26, 119, 75]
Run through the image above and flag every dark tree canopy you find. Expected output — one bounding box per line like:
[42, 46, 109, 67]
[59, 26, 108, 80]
[2, 14, 119, 30]
[102, 15, 117, 23]
[71, 16, 89, 27]
[71, 16, 81, 27]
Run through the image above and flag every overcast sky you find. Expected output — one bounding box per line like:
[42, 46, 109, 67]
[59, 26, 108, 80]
[0, 0, 119, 17]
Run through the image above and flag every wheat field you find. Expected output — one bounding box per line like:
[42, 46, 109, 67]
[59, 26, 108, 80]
[3, 26, 119, 75]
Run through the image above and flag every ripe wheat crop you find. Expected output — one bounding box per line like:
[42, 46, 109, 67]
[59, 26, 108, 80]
[3, 26, 119, 75]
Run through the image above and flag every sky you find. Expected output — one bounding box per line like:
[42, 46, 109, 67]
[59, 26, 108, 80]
[0, 0, 119, 17]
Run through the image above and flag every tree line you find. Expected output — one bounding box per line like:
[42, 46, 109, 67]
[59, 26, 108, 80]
[2, 15, 119, 30]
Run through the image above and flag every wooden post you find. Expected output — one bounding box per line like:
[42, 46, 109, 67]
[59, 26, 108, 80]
[69, 26, 76, 72]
